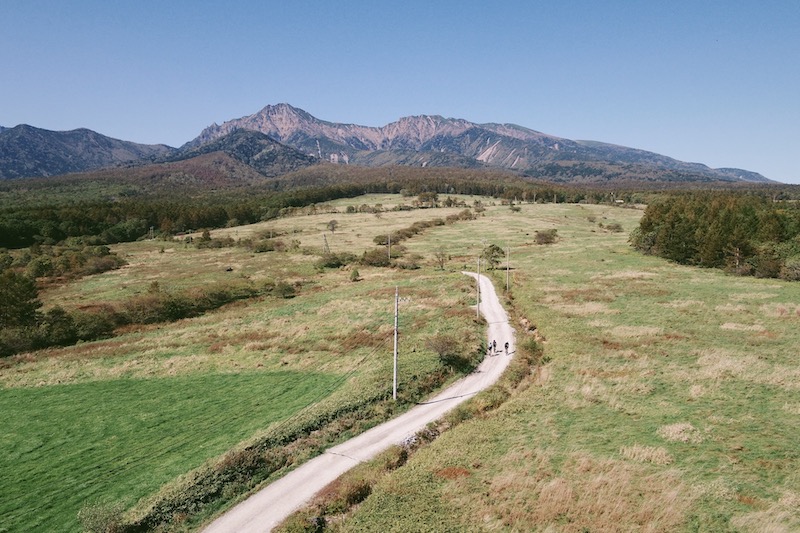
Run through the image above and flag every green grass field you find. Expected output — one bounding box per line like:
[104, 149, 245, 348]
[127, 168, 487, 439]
[294, 201, 800, 532]
[1, 196, 486, 532]
[5, 196, 799, 532]
[0, 371, 341, 532]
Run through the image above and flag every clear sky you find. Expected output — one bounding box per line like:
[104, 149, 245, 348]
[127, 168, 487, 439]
[2, 1, 798, 183]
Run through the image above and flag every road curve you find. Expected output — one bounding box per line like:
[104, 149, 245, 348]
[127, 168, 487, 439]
[202, 272, 515, 532]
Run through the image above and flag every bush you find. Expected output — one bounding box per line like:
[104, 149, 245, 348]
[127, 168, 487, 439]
[361, 248, 391, 267]
[779, 256, 800, 281]
[73, 307, 118, 340]
[535, 229, 558, 245]
[315, 252, 356, 269]
[426, 334, 474, 372]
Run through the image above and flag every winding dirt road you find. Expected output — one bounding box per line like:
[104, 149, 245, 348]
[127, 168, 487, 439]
[202, 272, 515, 532]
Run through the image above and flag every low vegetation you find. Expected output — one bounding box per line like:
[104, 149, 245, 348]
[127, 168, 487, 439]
[3, 190, 800, 532]
[279, 200, 800, 532]
[0, 195, 487, 532]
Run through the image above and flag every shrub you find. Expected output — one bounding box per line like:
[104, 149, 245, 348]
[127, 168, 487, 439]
[426, 334, 475, 372]
[361, 248, 391, 267]
[779, 255, 800, 281]
[535, 229, 558, 245]
[315, 252, 356, 269]
[72, 307, 118, 340]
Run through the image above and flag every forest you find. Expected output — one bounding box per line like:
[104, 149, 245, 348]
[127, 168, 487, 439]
[630, 191, 800, 280]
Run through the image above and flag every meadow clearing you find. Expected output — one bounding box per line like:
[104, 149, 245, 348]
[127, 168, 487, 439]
[3, 196, 798, 532]
[0, 196, 485, 532]
[280, 201, 800, 532]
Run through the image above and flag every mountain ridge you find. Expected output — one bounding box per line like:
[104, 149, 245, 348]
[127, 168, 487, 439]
[0, 124, 175, 179]
[188, 103, 771, 183]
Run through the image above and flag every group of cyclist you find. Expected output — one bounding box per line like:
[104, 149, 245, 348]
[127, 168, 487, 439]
[488, 339, 510, 356]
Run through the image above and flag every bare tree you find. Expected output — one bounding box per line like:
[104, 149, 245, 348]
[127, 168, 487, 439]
[327, 220, 339, 233]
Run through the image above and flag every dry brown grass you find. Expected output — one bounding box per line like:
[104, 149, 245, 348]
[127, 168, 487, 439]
[759, 303, 800, 318]
[720, 322, 767, 332]
[657, 422, 704, 443]
[592, 270, 657, 281]
[692, 349, 800, 391]
[729, 291, 779, 301]
[662, 299, 705, 309]
[715, 303, 748, 313]
[731, 490, 800, 533]
[481, 452, 692, 532]
[553, 301, 617, 316]
[609, 325, 663, 338]
[620, 444, 674, 465]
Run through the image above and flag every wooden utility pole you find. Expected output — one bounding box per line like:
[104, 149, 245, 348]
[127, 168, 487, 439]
[393, 286, 399, 400]
[506, 245, 510, 292]
[476, 257, 481, 319]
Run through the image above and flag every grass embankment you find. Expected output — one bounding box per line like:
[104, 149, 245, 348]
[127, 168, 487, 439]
[292, 202, 800, 532]
[1, 197, 487, 532]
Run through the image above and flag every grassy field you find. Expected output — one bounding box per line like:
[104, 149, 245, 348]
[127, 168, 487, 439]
[0, 196, 487, 532]
[297, 201, 800, 532]
[6, 196, 798, 532]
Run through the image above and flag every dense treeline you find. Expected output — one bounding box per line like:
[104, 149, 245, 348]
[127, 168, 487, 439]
[630, 192, 800, 280]
[0, 271, 297, 358]
[0, 169, 620, 249]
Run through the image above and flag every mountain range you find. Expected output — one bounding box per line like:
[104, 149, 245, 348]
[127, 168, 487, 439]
[0, 124, 174, 179]
[0, 104, 772, 184]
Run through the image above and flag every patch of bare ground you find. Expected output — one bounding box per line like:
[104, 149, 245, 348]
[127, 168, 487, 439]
[481, 452, 691, 532]
[731, 490, 800, 533]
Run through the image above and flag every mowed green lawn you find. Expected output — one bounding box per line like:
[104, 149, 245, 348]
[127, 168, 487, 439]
[0, 371, 342, 532]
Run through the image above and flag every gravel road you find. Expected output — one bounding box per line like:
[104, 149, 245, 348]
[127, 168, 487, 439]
[202, 272, 515, 532]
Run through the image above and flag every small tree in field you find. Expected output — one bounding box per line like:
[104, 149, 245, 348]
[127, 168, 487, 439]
[482, 244, 504, 270]
[434, 248, 449, 270]
[327, 220, 339, 234]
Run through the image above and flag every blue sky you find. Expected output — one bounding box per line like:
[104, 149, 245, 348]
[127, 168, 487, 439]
[2, 1, 798, 183]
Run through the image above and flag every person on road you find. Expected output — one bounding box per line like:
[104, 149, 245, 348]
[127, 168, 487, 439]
[493, 340, 497, 354]
[504, 341, 509, 355]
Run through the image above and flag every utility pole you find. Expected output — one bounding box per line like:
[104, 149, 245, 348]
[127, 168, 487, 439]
[393, 286, 399, 400]
[506, 245, 510, 292]
[476, 257, 481, 319]
[388, 234, 391, 260]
